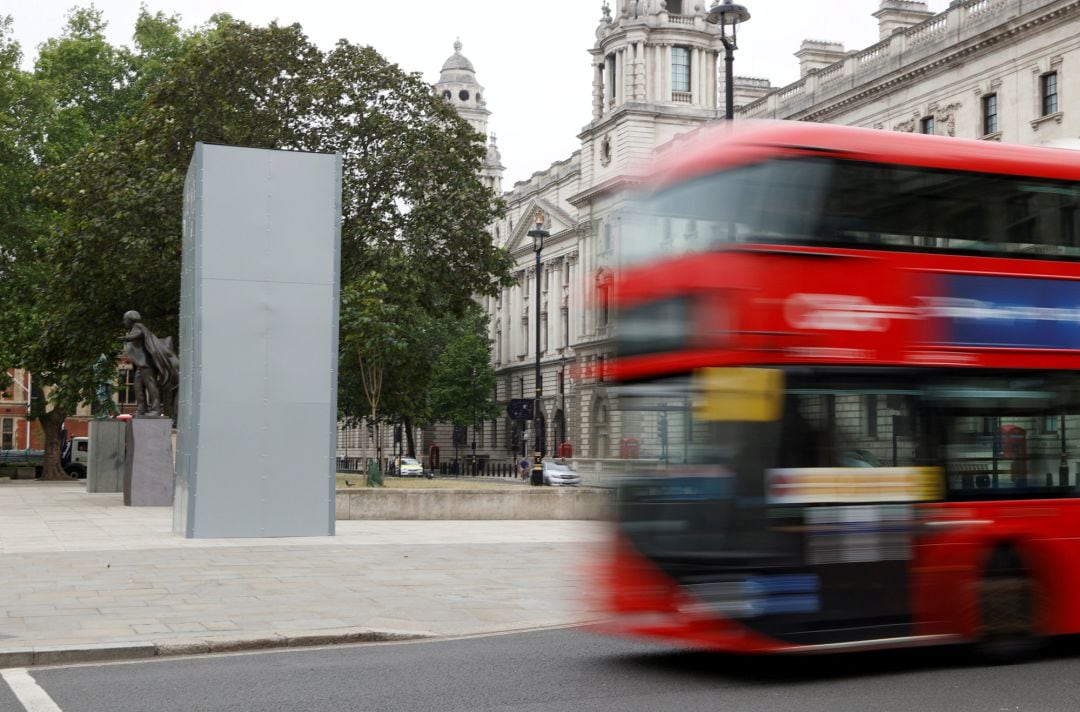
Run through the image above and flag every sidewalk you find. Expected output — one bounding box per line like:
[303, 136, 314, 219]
[0, 482, 608, 666]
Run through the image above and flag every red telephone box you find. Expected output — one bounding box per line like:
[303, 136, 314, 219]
[557, 442, 573, 459]
[1001, 424, 1027, 482]
[620, 437, 641, 459]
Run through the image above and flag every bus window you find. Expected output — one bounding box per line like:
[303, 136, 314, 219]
[924, 373, 1080, 498]
[627, 157, 1080, 265]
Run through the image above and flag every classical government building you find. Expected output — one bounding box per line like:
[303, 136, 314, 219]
[341, 0, 1080, 472]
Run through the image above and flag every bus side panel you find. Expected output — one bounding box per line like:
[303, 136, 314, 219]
[910, 540, 977, 638]
[914, 501, 1080, 640]
[1000, 502, 1080, 637]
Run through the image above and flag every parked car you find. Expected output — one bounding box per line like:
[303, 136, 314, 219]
[542, 460, 580, 487]
[395, 457, 425, 477]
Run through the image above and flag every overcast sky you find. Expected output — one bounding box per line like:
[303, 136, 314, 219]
[10, 1, 950, 186]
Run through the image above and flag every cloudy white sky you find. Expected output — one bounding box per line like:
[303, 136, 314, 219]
[10, 1, 950, 186]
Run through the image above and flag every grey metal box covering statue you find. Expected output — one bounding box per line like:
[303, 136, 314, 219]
[175, 143, 342, 538]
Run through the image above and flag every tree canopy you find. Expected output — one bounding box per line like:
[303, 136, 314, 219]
[0, 10, 510, 476]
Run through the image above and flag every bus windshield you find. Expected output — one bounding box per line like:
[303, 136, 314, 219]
[622, 157, 1080, 266]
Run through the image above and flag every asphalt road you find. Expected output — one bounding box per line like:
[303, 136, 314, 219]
[6, 628, 1080, 712]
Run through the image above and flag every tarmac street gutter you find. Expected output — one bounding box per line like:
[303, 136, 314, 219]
[0, 628, 436, 669]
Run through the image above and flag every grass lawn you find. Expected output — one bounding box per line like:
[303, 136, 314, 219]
[336, 473, 523, 490]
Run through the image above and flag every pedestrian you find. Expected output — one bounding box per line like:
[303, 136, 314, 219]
[518, 457, 530, 480]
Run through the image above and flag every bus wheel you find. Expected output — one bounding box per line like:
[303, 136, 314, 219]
[975, 546, 1041, 664]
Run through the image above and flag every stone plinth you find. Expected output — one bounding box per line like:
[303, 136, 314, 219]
[87, 420, 126, 493]
[123, 418, 175, 506]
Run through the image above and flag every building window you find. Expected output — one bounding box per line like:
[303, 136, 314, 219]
[920, 116, 935, 135]
[982, 94, 998, 135]
[1, 418, 13, 450]
[458, 89, 470, 102]
[442, 90, 451, 100]
[596, 272, 613, 328]
[864, 395, 878, 438]
[607, 54, 617, 99]
[672, 47, 691, 93]
[668, 0, 684, 13]
[1042, 72, 1059, 115]
[562, 306, 570, 349]
[118, 368, 136, 406]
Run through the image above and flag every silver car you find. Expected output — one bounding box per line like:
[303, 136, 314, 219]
[542, 460, 580, 486]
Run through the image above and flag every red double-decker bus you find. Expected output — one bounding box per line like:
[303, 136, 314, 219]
[595, 121, 1080, 660]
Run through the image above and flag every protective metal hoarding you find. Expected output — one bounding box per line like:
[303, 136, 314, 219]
[175, 143, 341, 538]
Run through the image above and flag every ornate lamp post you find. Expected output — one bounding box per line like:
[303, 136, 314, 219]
[527, 208, 549, 486]
[706, 0, 751, 120]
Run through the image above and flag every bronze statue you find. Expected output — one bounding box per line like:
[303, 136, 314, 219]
[122, 311, 179, 418]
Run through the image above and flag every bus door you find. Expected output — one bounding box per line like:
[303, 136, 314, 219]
[761, 377, 940, 645]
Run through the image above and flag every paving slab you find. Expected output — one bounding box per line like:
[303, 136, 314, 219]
[0, 482, 608, 665]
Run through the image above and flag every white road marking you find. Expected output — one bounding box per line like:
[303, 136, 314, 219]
[1, 668, 64, 712]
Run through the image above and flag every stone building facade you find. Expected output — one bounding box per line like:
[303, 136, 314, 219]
[740, 0, 1080, 148]
[450, 0, 1080, 474]
[341, 0, 1080, 472]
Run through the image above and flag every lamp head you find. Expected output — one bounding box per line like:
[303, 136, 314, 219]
[532, 208, 545, 252]
[706, 0, 751, 26]
[707, 0, 750, 43]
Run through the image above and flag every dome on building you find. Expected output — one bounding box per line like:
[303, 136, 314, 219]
[439, 39, 477, 84]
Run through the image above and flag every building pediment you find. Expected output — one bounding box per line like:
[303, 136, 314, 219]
[506, 198, 577, 255]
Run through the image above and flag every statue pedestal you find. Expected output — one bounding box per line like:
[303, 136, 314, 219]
[88, 420, 126, 493]
[124, 418, 175, 506]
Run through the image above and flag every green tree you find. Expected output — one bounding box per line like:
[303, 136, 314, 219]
[0, 8, 187, 478]
[338, 273, 431, 482]
[39, 19, 512, 467]
[428, 305, 500, 429]
[0, 17, 44, 427]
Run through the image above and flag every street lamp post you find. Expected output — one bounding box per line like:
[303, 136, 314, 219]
[706, 0, 751, 120]
[557, 352, 566, 459]
[470, 367, 477, 476]
[527, 208, 549, 486]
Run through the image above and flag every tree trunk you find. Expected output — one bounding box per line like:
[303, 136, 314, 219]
[38, 406, 70, 481]
[374, 418, 382, 478]
[404, 416, 416, 459]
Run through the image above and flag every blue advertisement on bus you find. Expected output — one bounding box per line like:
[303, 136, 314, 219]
[929, 275, 1080, 350]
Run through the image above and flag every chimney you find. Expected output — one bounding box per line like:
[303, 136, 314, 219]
[872, 1, 934, 40]
[734, 77, 772, 108]
[794, 40, 846, 78]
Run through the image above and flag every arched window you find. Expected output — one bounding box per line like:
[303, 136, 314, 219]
[442, 90, 451, 100]
[459, 89, 470, 101]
